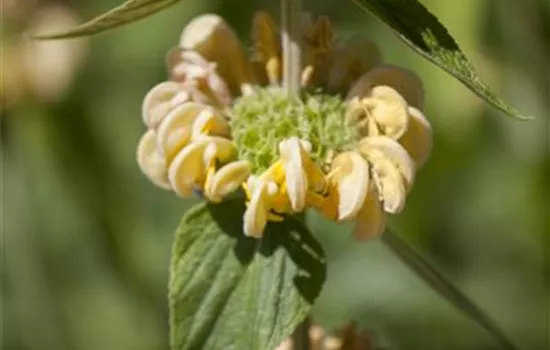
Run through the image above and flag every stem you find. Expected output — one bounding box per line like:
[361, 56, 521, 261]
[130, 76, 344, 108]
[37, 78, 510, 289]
[382, 231, 519, 350]
[292, 317, 311, 350]
[281, 0, 302, 97]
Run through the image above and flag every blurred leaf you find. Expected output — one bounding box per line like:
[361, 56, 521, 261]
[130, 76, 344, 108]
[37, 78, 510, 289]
[31, 0, 182, 39]
[353, 0, 529, 120]
[382, 231, 519, 350]
[169, 199, 326, 350]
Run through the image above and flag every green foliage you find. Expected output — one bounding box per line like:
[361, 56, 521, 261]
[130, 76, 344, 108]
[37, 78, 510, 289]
[31, 0, 183, 39]
[230, 87, 353, 173]
[351, 0, 529, 120]
[382, 231, 518, 350]
[169, 199, 326, 350]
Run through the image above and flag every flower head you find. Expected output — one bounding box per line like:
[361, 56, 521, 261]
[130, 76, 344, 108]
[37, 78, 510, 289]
[136, 12, 433, 239]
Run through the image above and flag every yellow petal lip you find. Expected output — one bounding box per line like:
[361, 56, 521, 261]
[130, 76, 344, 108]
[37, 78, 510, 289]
[399, 106, 433, 168]
[348, 65, 424, 109]
[279, 137, 308, 212]
[142, 81, 182, 129]
[168, 136, 235, 197]
[352, 186, 387, 240]
[205, 160, 251, 202]
[359, 136, 416, 187]
[136, 129, 171, 190]
[243, 179, 270, 238]
[330, 152, 370, 221]
[156, 102, 205, 159]
[191, 107, 230, 139]
[179, 13, 256, 96]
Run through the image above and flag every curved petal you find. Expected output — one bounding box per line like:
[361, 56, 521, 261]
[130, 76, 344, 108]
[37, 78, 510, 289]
[156, 102, 205, 160]
[370, 156, 407, 214]
[191, 107, 230, 140]
[399, 107, 433, 168]
[359, 136, 416, 188]
[179, 14, 256, 96]
[205, 160, 250, 202]
[347, 65, 424, 109]
[326, 35, 381, 94]
[352, 86, 409, 139]
[243, 179, 270, 238]
[167, 138, 208, 197]
[330, 152, 370, 220]
[279, 137, 308, 212]
[142, 81, 183, 129]
[169, 49, 232, 107]
[136, 130, 170, 190]
[352, 186, 387, 240]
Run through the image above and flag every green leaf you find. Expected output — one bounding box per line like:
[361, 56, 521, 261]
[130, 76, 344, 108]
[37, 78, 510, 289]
[382, 231, 519, 350]
[31, 0, 182, 39]
[169, 199, 326, 350]
[352, 0, 530, 120]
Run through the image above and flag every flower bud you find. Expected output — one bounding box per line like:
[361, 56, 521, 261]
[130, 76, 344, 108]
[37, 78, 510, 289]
[252, 11, 281, 85]
[179, 14, 256, 96]
[347, 65, 424, 109]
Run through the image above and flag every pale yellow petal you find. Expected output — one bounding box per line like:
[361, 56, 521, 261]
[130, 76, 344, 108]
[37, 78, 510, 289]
[399, 107, 433, 168]
[348, 65, 424, 109]
[169, 49, 233, 107]
[167, 139, 208, 197]
[156, 102, 206, 160]
[330, 152, 370, 221]
[359, 136, 415, 187]
[191, 107, 230, 140]
[243, 179, 270, 238]
[202, 136, 236, 164]
[352, 186, 387, 240]
[370, 156, 407, 214]
[205, 160, 250, 202]
[361, 85, 409, 139]
[136, 130, 171, 190]
[180, 14, 256, 96]
[142, 81, 182, 129]
[279, 137, 308, 211]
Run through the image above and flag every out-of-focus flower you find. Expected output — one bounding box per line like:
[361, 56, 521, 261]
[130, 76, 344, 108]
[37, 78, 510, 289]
[274, 323, 377, 350]
[136, 12, 433, 238]
[1, 5, 87, 109]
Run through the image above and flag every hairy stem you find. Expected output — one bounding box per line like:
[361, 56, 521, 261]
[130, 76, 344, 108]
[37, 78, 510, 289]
[281, 0, 302, 97]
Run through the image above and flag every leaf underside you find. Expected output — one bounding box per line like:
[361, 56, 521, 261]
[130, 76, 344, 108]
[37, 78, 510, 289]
[31, 0, 183, 39]
[352, 0, 529, 120]
[169, 199, 326, 350]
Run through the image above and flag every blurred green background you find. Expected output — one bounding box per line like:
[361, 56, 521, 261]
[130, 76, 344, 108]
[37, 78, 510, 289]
[2, 0, 548, 349]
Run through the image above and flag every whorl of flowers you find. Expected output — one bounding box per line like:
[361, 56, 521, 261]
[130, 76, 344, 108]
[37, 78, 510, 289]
[137, 12, 432, 239]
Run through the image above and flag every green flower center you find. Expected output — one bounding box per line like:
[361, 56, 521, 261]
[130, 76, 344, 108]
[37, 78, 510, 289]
[230, 87, 359, 173]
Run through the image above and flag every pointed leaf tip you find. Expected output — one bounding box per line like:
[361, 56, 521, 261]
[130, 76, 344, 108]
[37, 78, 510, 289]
[352, 0, 530, 120]
[31, 0, 183, 39]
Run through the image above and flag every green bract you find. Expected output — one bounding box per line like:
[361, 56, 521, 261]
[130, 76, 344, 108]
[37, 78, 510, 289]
[230, 87, 355, 173]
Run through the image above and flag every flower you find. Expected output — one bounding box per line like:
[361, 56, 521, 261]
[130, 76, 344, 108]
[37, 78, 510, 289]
[136, 12, 433, 239]
[274, 323, 377, 350]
